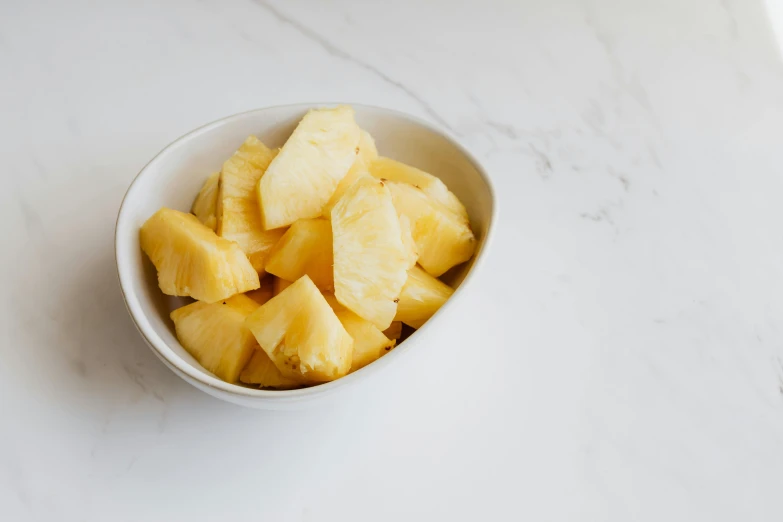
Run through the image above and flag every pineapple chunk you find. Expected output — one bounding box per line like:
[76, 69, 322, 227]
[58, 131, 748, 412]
[245, 276, 352, 383]
[265, 218, 334, 291]
[395, 266, 454, 328]
[239, 350, 299, 389]
[369, 157, 468, 220]
[258, 106, 361, 229]
[321, 129, 380, 216]
[217, 136, 285, 275]
[191, 172, 219, 230]
[332, 176, 409, 330]
[170, 294, 259, 382]
[140, 208, 259, 303]
[324, 294, 395, 372]
[387, 181, 475, 277]
[245, 276, 275, 305]
[398, 214, 419, 270]
[273, 277, 292, 296]
[383, 321, 403, 340]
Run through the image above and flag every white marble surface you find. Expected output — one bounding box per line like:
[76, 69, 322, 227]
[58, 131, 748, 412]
[2, 0, 783, 519]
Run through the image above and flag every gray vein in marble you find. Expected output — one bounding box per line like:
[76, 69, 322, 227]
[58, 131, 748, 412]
[720, 0, 740, 39]
[249, 0, 460, 135]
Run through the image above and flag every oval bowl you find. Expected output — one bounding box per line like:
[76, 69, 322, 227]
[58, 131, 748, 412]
[115, 103, 496, 409]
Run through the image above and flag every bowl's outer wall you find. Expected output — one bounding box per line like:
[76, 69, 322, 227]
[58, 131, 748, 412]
[116, 104, 495, 406]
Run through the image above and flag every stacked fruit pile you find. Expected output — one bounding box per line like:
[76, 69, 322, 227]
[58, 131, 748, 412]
[140, 106, 475, 388]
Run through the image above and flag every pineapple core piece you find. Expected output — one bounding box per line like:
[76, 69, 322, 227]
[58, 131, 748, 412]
[331, 176, 409, 330]
[217, 136, 285, 275]
[387, 181, 475, 277]
[394, 265, 454, 329]
[245, 276, 353, 383]
[369, 157, 468, 220]
[265, 218, 334, 291]
[240, 350, 299, 389]
[322, 129, 379, 216]
[170, 294, 260, 383]
[258, 106, 361, 230]
[191, 172, 219, 230]
[324, 294, 395, 372]
[140, 207, 259, 303]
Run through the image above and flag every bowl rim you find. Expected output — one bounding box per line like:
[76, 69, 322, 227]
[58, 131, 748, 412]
[115, 102, 498, 401]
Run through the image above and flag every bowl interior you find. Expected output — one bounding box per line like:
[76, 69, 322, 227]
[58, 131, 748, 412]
[116, 104, 495, 399]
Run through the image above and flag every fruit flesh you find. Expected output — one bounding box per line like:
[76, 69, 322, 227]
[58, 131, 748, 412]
[324, 294, 395, 372]
[245, 276, 353, 383]
[322, 129, 379, 216]
[264, 218, 334, 291]
[239, 350, 299, 389]
[387, 181, 475, 277]
[394, 265, 454, 329]
[332, 176, 409, 330]
[191, 172, 219, 230]
[140, 207, 259, 303]
[217, 136, 285, 275]
[245, 276, 275, 305]
[383, 321, 403, 340]
[259, 106, 361, 230]
[369, 157, 468, 220]
[170, 294, 259, 383]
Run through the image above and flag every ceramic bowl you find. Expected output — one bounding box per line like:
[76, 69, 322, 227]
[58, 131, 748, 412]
[115, 103, 496, 409]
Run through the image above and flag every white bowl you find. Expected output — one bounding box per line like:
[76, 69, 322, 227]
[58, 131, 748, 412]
[115, 104, 496, 409]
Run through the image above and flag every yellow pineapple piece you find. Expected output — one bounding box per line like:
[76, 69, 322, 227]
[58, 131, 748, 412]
[217, 136, 285, 275]
[239, 350, 299, 389]
[322, 129, 379, 216]
[265, 218, 334, 291]
[395, 266, 454, 328]
[170, 294, 259, 383]
[245, 276, 352, 383]
[331, 176, 408, 330]
[191, 172, 219, 230]
[387, 181, 475, 277]
[369, 157, 468, 220]
[398, 214, 419, 270]
[245, 276, 275, 305]
[273, 277, 292, 296]
[324, 294, 395, 372]
[140, 208, 259, 303]
[383, 321, 403, 340]
[258, 106, 361, 229]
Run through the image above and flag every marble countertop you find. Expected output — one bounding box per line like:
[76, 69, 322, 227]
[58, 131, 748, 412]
[2, 0, 783, 519]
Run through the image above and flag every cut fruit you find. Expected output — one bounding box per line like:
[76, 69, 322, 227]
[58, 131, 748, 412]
[273, 277, 292, 296]
[324, 294, 395, 372]
[245, 277, 275, 306]
[217, 136, 285, 275]
[398, 214, 418, 270]
[140, 207, 259, 303]
[258, 106, 361, 229]
[387, 181, 475, 277]
[265, 218, 333, 291]
[170, 294, 259, 383]
[383, 321, 403, 340]
[331, 176, 409, 330]
[239, 350, 299, 389]
[322, 129, 379, 216]
[369, 157, 468, 220]
[395, 265, 454, 329]
[245, 276, 352, 383]
[356, 129, 379, 166]
[191, 172, 219, 230]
